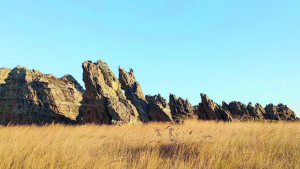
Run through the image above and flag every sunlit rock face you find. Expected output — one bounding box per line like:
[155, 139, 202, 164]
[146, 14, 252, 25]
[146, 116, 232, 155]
[0, 60, 298, 125]
[0, 66, 83, 125]
[0, 67, 11, 85]
[119, 67, 150, 122]
[80, 60, 139, 125]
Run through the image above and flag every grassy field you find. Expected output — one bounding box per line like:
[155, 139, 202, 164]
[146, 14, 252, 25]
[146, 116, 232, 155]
[0, 120, 299, 169]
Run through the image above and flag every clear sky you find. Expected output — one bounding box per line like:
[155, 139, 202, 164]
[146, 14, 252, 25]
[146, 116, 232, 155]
[0, 1, 299, 116]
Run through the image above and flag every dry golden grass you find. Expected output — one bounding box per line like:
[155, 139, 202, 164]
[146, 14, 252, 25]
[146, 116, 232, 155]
[0, 120, 299, 169]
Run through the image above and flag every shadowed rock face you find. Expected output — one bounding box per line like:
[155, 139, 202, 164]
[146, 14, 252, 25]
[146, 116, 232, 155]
[223, 101, 253, 120]
[193, 105, 199, 115]
[80, 60, 139, 125]
[119, 67, 150, 122]
[169, 94, 195, 119]
[265, 103, 297, 120]
[198, 94, 233, 121]
[145, 94, 173, 122]
[0, 66, 83, 125]
[246, 103, 266, 120]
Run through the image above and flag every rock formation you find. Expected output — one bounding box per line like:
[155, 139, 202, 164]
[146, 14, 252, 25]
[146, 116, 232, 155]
[119, 67, 150, 122]
[146, 94, 173, 122]
[222, 101, 253, 120]
[0, 66, 83, 125]
[246, 103, 266, 120]
[80, 60, 139, 125]
[198, 94, 233, 121]
[265, 103, 297, 120]
[0, 60, 298, 125]
[169, 94, 195, 119]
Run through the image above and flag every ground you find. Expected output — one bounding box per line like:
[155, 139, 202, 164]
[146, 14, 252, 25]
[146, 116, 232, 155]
[0, 120, 299, 169]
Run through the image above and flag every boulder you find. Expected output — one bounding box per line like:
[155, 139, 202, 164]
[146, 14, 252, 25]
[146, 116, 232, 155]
[119, 67, 150, 122]
[199, 94, 233, 121]
[145, 94, 173, 122]
[265, 103, 298, 120]
[80, 60, 139, 124]
[0, 66, 83, 125]
[169, 94, 195, 119]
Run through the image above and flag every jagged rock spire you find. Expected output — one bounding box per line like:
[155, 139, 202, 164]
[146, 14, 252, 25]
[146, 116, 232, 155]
[169, 94, 195, 119]
[119, 67, 149, 122]
[80, 60, 139, 124]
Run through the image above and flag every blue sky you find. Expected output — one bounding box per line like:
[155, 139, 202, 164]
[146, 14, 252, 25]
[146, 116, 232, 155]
[0, 1, 299, 116]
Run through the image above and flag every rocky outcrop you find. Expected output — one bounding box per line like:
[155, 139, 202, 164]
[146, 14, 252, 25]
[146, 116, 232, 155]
[169, 94, 195, 119]
[146, 94, 173, 122]
[246, 103, 266, 120]
[265, 103, 297, 120]
[0, 60, 298, 125]
[119, 67, 149, 122]
[198, 94, 233, 121]
[222, 101, 253, 120]
[80, 60, 139, 125]
[0, 66, 83, 125]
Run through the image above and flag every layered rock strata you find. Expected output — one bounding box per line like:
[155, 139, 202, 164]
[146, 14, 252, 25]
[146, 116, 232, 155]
[169, 94, 195, 119]
[265, 103, 297, 120]
[146, 94, 173, 122]
[197, 93, 298, 121]
[198, 94, 233, 121]
[79, 60, 139, 124]
[0, 66, 83, 125]
[222, 101, 253, 120]
[0, 60, 298, 125]
[246, 103, 266, 120]
[119, 67, 150, 122]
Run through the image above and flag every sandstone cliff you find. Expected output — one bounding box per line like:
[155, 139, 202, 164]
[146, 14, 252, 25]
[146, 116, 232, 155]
[80, 60, 139, 124]
[0, 60, 298, 125]
[0, 66, 83, 125]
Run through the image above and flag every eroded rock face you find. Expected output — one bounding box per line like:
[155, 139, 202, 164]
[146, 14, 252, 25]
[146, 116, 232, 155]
[198, 94, 233, 121]
[80, 60, 139, 124]
[145, 94, 173, 122]
[119, 67, 149, 122]
[246, 103, 266, 120]
[0, 66, 83, 125]
[169, 94, 195, 119]
[265, 103, 297, 120]
[223, 101, 253, 120]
